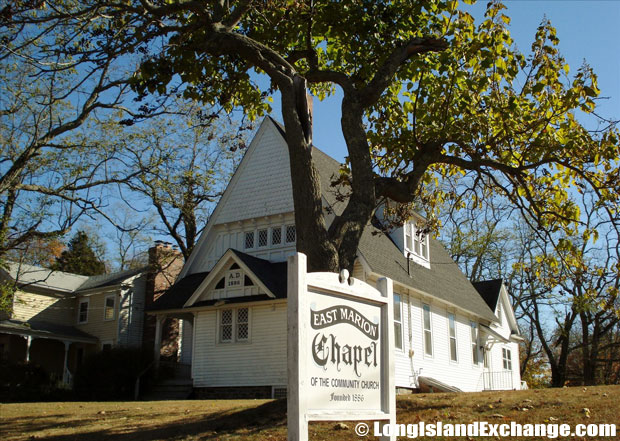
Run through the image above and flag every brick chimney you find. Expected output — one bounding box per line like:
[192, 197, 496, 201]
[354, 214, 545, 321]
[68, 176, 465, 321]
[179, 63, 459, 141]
[145, 241, 184, 307]
[143, 241, 184, 358]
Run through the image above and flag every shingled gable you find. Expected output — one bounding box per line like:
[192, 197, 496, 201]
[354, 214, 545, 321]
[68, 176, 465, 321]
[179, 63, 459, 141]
[178, 116, 294, 280]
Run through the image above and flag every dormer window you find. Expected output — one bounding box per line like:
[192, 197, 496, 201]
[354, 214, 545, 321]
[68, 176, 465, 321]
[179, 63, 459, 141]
[404, 222, 429, 264]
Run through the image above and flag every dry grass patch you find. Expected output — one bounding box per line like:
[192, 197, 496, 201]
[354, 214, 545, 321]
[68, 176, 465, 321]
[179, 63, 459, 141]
[1, 385, 619, 440]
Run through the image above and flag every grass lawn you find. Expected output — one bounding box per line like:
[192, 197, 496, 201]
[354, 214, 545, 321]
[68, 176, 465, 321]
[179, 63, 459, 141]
[1, 385, 619, 440]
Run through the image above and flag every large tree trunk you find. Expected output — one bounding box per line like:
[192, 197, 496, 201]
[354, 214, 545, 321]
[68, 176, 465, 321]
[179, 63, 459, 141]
[280, 82, 340, 273]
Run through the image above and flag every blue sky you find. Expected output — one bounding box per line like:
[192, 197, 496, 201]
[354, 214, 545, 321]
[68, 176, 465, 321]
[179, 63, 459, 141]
[293, 0, 620, 162]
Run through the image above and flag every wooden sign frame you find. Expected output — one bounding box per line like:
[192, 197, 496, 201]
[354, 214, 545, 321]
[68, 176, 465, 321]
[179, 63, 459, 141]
[287, 253, 395, 441]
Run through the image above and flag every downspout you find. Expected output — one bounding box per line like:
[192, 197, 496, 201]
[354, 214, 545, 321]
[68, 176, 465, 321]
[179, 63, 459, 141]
[407, 252, 412, 276]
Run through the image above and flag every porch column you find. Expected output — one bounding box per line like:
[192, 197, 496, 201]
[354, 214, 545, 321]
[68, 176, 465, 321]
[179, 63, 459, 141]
[154, 315, 165, 369]
[25, 335, 33, 363]
[62, 341, 71, 385]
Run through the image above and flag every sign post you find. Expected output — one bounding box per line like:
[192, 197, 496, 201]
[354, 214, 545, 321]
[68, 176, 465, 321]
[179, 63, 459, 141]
[287, 253, 395, 441]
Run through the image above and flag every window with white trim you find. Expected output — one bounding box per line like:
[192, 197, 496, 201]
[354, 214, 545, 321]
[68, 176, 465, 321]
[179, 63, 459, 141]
[448, 313, 458, 362]
[502, 347, 512, 370]
[405, 222, 429, 260]
[285, 225, 296, 243]
[271, 227, 282, 245]
[244, 231, 255, 249]
[219, 308, 250, 343]
[104, 295, 116, 321]
[423, 304, 433, 356]
[258, 229, 268, 247]
[394, 294, 403, 350]
[471, 321, 480, 365]
[78, 299, 89, 324]
[236, 307, 249, 341]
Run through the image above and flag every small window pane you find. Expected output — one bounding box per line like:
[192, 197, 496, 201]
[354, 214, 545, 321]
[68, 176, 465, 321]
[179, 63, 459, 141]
[237, 308, 249, 341]
[79, 301, 88, 323]
[423, 304, 432, 356]
[394, 294, 402, 350]
[244, 231, 254, 249]
[424, 331, 433, 356]
[271, 227, 282, 245]
[394, 322, 403, 350]
[423, 305, 431, 330]
[104, 296, 115, 321]
[405, 228, 412, 250]
[393, 294, 401, 321]
[222, 309, 233, 324]
[221, 309, 233, 342]
[258, 229, 268, 247]
[503, 348, 512, 370]
[286, 225, 296, 243]
[450, 339, 458, 361]
[448, 313, 457, 362]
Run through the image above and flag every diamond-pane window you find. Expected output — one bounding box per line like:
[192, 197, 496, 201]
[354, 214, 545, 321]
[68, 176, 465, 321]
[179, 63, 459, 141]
[258, 229, 268, 247]
[237, 308, 249, 341]
[271, 227, 282, 245]
[221, 309, 233, 342]
[244, 231, 254, 249]
[285, 225, 296, 243]
[219, 308, 250, 343]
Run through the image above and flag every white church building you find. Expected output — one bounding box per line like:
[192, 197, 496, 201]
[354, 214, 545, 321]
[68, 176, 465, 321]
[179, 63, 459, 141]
[150, 117, 524, 398]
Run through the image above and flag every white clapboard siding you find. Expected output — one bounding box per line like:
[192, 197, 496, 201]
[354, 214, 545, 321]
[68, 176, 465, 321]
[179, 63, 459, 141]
[394, 291, 416, 389]
[406, 296, 487, 392]
[193, 303, 287, 387]
[484, 295, 522, 390]
[117, 274, 146, 348]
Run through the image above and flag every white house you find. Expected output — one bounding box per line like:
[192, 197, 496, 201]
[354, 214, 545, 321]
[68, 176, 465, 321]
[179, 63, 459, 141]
[149, 117, 524, 398]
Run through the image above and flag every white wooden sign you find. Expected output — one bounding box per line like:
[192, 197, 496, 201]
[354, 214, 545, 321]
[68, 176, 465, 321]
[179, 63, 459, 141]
[287, 253, 395, 441]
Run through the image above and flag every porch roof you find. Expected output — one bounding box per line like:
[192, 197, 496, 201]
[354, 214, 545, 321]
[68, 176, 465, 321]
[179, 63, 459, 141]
[0, 319, 98, 344]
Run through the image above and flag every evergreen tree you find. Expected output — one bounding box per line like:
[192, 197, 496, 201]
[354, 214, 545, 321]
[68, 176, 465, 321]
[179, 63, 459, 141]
[51, 231, 106, 276]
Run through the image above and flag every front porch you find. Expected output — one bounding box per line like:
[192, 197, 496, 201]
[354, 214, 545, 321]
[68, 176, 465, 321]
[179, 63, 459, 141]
[0, 319, 98, 386]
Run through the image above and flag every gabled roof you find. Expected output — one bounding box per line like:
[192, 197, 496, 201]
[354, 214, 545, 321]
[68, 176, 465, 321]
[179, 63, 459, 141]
[472, 279, 503, 311]
[152, 249, 287, 312]
[3, 262, 89, 293]
[149, 271, 210, 311]
[2, 261, 147, 295]
[311, 143, 498, 323]
[172, 117, 498, 322]
[77, 267, 147, 292]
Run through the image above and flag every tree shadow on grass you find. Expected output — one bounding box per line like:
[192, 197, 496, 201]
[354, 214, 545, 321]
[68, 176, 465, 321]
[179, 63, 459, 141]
[5, 400, 287, 441]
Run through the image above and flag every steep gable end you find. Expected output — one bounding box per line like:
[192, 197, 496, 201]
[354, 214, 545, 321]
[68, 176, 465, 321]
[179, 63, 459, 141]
[216, 118, 294, 224]
[181, 117, 296, 277]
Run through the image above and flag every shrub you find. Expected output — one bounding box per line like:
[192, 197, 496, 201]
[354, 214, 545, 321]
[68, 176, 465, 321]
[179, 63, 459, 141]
[73, 347, 152, 400]
[0, 359, 57, 401]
